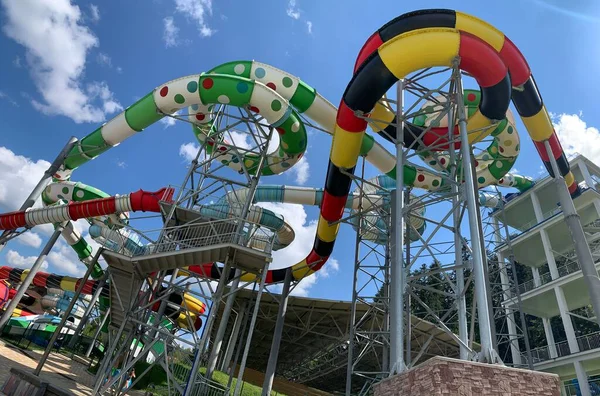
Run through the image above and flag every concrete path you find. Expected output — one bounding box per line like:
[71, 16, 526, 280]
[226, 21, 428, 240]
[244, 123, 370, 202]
[0, 340, 144, 395]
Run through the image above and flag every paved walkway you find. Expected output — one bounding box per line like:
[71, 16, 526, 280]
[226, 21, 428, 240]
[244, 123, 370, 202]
[0, 341, 144, 395]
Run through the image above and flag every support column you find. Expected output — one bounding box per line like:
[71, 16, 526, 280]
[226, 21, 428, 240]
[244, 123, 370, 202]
[262, 269, 292, 395]
[580, 160, 595, 189]
[532, 267, 542, 288]
[455, 70, 496, 363]
[0, 224, 64, 331]
[531, 191, 545, 223]
[68, 270, 109, 349]
[555, 286, 579, 354]
[86, 307, 110, 358]
[544, 140, 600, 328]
[233, 263, 269, 396]
[206, 269, 242, 380]
[540, 229, 560, 280]
[389, 79, 406, 374]
[542, 317, 558, 358]
[575, 360, 592, 396]
[35, 249, 101, 375]
[447, 87, 468, 361]
[220, 301, 248, 373]
[498, 253, 522, 366]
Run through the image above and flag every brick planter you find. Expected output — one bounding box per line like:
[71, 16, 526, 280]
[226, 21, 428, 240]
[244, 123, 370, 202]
[373, 356, 560, 396]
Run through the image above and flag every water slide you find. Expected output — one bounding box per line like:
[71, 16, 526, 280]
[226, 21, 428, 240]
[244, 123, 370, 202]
[304, 8, 580, 285]
[0, 9, 570, 288]
[0, 266, 206, 331]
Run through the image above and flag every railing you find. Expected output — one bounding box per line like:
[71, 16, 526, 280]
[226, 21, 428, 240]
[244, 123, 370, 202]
[102, 217, 276, 259]
[514, 242, 600, 295]
[188, 374, 230, 396]
[522, 331, 600, 365]
[515, 206, 562, 233]
[564, 378, 600, 396]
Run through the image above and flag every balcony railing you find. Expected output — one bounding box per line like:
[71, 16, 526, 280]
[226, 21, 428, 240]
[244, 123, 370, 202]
[522, 330, 600, 365]
[513, 242, 600, 295]
[564, 378, 600, 396]
[516, 207, 562, 233]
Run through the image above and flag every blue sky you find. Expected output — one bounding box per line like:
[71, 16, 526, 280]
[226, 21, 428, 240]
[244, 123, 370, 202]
[1, 0, 600, 301]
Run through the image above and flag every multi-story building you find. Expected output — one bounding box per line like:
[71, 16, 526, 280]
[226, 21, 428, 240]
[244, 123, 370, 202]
[493, 154, 600, 396]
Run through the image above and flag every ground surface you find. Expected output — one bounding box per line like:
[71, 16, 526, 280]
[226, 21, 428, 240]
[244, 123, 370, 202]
[0, 340, 145, 395]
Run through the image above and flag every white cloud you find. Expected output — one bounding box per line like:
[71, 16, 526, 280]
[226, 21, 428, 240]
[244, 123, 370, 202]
[286, 0, 300, 19]
[2, 0, 122, 123]
[116, 160, 126, 169]
[86, 81, 122, 114]
[160, 110, 180, 128]
[306, 21, 313, 34]
[0, 146, 50, 211]
[163, 16, 179, 47]
[89, 4, 100, 22]
[36, 223, 55, 237]
[96, 52, 112, 67]
[255, 202, 339, 296]
[0, 91, 18, 106]
[47, 241, 86, 276]
[12, 55, 21, 67]
[6, 249, 49, 270]
[174, 0, 215, 37]
[290, 155, 310, 185]
[179, 142, 201, 162]
[15, 231, 42, 248]
[116, 66, 123, 74]
[552, 113, 600, 165]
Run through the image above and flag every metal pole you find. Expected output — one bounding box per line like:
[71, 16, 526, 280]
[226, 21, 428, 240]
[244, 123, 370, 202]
[220, 300, 248, 372]
[233, 262, 269, 396]
[345, 158, 367, 395]
[227, 295, 253, 389]
[543, 140, 600, 327]
[205, 121, 271, 381]
[404, 189, 411, 366]
[390, 79, 406, 374]
[86, 307, 110, 357]
[262, 269, 292, 395]
[455, 71, 496, 363]
[447, 96, 469, 360]
[35, 248, 101, 375]
[205, 270, 242, 380]
[0, 136, 77, 249]
[0, 224, 64, 331]
[68, 270, 109, 349]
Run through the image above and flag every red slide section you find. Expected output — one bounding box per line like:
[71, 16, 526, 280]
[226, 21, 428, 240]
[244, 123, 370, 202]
[0, 188, 174, 231]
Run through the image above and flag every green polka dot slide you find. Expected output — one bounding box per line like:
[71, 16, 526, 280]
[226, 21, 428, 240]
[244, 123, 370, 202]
[414, 89, 534, 192]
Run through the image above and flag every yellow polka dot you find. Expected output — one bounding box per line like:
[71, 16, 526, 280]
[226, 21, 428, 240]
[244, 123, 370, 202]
[244, 159, 253, 167]
[490, 147, 497, 154]
[281, 142, 289, 150]
[423, 185, 429, 190]
[504, 140, 513, 147]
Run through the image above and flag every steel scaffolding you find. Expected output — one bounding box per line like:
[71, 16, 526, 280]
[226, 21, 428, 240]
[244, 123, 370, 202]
[344, 63, 511, 394]
[90, 104, 282, 395]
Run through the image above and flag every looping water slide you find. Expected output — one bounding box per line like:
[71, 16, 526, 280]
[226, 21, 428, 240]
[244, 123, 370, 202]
[0, 9, 576, 289]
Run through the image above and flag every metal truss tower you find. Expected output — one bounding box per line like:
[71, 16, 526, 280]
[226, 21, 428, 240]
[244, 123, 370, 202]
[345, 63, 508, 395]
[90, 104, 282, 395]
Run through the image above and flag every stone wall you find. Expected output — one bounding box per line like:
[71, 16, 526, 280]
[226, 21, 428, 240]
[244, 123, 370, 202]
[373, 356, 560, 396]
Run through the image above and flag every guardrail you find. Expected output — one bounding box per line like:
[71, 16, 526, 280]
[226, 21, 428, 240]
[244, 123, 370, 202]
[522, 330, 600, 365]
[101, 216, 276, 259]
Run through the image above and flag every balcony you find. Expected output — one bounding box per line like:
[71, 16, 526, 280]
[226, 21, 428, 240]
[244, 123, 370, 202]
[522, 331, 600, 365]
[514, 239, 600, 295]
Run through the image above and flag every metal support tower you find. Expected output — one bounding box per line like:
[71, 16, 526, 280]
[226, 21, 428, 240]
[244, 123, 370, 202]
[90, 104, 278, 395]
[345, 62, 510, 393]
